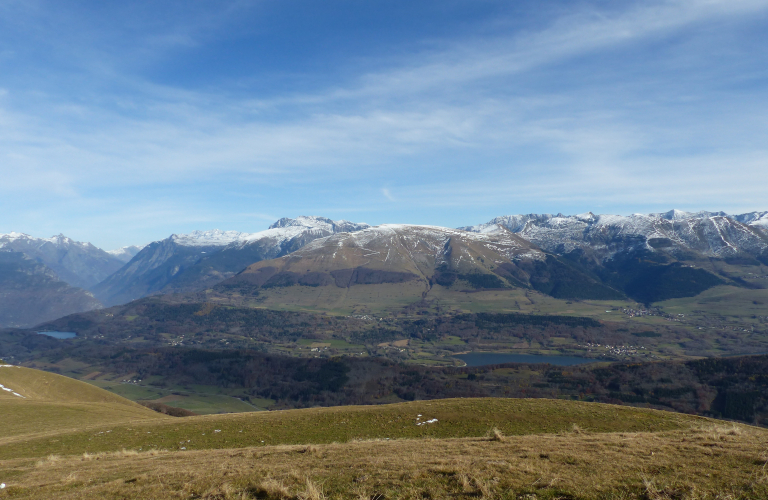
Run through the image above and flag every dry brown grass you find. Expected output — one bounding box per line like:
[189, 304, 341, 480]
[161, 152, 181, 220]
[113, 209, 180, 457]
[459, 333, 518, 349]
[3, 397, 706, 462]
[253, 478, 292, 499]
[1, 422, 767, 499]
[489, 427, 505, 442]
[297, 477, 326, 500]
[33, 454, 60, 468]
[300, 445, 322, 456]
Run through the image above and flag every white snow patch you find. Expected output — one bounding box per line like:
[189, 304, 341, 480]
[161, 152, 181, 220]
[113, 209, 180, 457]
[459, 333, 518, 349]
[0, 383, 24, 398]
[166, 216, 369, 249]
[106, 245, 146, 262]
[171, 229, 251, 247]
[416, 418, 438, 426]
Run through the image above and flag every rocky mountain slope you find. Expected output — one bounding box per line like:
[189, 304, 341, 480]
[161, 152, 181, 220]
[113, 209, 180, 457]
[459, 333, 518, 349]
[5, 210, 762, 322]
[457, 210, 768, 303]
[0, 250, 102, 328]
[0, 232, 126, 289]
[92, 216, 369, 306]
[463, 210, 768, 261]
[221, 224, 623, 300]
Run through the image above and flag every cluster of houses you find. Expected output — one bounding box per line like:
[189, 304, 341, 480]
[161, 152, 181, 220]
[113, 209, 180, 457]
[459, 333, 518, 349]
[579, 342, 648, 358]
[621, 307, 658, 318]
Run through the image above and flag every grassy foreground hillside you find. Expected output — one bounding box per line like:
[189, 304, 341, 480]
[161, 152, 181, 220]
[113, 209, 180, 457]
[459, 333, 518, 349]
[0, 365, 166, 445]
[1, 367, 767, 499]
[0, 397, 702, 460]
[3, 424, 765, 499]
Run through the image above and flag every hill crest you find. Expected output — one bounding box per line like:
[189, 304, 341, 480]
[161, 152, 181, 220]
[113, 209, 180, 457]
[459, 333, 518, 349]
[0, 365, 142, 406]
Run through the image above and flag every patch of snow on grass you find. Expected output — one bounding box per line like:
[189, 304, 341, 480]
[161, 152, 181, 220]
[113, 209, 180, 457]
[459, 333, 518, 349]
[416, 417, 438, 426]
[0, 383, 25, 398]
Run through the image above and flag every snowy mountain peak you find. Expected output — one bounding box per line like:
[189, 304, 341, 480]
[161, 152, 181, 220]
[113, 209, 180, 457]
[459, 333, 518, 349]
[0, 232, 126, 289]
[574, 212, 597, 222]
[46, 233, 89, 248]
[0, 232, 97, 250]
[268, 216, 369, 233]
[170, 229, 251, 247]
[0, 232, 52, 245]
[658, 209, 697, 220]
[106, 245, 145, 263]
[0, 232, 32, 242]
[168, 217, 371, 248]
[270, 216, 334, 230]
[652, 209, 730, 221]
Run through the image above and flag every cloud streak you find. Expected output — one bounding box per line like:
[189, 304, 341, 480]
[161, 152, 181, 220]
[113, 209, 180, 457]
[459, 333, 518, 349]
[1, 0, 767, 247]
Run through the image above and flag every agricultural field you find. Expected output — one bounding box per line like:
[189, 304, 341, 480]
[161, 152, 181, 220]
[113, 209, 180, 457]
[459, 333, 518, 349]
[656, 286, 768, 327]
[87, 380, 269, 414]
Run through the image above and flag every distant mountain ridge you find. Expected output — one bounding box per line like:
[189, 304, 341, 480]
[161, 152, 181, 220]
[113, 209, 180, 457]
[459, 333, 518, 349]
[221, 223, 625, 303]
[462, 210, 768, 261]
[0, 249, 101, 328]
[4, 210, 767, 317]
[92, 216, 370, 306]
[0, 232, 126, 289]
[218, 211, 768, 309]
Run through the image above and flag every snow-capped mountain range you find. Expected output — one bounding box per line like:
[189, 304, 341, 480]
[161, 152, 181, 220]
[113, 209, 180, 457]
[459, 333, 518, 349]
[228, 223, 550, 287]
[165, 217, 369, 247]
[463, 210, 768, 260]
[3, 210, 767, 325]
[222, 222, 633, 306]
[0, 232, 126, 290]
[220, 214, 768, 307]
[91, 216, 371, 306]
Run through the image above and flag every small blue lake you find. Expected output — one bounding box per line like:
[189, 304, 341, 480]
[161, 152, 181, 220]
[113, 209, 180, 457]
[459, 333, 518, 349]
[37, 331, 77, 339]
[455, 352, 595, 367]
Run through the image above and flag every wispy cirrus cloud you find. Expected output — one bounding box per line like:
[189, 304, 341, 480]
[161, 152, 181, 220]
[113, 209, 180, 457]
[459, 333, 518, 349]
[1, 0, 767, 247]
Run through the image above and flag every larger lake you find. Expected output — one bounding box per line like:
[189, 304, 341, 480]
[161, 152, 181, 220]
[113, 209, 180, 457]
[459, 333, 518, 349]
[455, 352, 595, 367]
[37, 331, 77, 339]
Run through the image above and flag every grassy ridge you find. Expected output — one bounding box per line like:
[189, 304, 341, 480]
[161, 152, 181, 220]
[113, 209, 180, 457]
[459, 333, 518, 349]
[0, 398, 706, 460]
[0, 366, 165, 444]
[0, 365, 147, 405]
[1, 400, 165, 445]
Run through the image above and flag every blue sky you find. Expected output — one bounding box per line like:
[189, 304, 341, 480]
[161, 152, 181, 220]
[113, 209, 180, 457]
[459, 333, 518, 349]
[1, 0, 767, 249]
